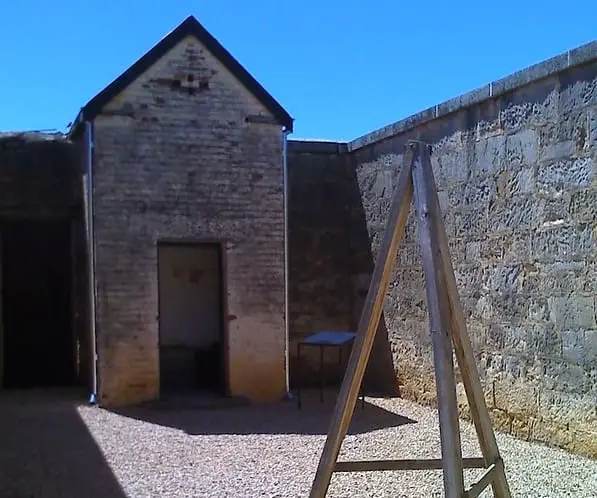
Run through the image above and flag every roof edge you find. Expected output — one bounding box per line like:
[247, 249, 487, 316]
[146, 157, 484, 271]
[69, 15, 293, 137]
[348, 39, 597, 152]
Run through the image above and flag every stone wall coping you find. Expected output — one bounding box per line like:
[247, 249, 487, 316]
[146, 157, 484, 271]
[345, 40, 597, 152]
[288, 139, 348, 155]
[0, 131, 68, 143]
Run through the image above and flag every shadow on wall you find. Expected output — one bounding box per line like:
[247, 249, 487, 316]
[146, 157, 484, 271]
[0, 389, 125, 498]
[345, 157, 401, 397]
[108, 390, 416, 436]
[286, 141, 399, 397]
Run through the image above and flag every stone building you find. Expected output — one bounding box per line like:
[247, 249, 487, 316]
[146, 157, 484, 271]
[0, 16, 293, 407]
[0, 15, 596, 457]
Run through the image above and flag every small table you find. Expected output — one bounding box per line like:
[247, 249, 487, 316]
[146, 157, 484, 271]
[296, 331, 365, 410]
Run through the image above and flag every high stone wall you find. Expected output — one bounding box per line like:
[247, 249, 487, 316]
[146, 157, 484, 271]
[287, 140, 398, 394]
[350, 47, 597, 458]
[288, 41, 597, 458]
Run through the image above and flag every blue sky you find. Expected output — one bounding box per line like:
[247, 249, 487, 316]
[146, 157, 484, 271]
[0, 1, 595, 141]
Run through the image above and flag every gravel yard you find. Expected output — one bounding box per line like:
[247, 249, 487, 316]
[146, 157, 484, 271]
[1, 388, 596, 497]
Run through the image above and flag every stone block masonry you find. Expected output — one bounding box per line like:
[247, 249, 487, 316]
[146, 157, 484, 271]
[288, 41, 597, 458]
[90, 35, 286, 406]
[287, 141, 352, 385]
[0, 133, 80, 218]
[349, 48, 597, 458]
[287, 140, 399, 394]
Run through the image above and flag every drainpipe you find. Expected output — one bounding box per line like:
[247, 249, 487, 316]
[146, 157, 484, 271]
[84, 121, 99, 405]
[282, 127, 293, 400]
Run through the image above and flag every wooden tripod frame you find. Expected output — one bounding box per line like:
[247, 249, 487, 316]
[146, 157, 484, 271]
[309, 141, 512, 498]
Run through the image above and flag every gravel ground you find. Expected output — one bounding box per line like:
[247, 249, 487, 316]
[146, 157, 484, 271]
[1, 388, 596, 497]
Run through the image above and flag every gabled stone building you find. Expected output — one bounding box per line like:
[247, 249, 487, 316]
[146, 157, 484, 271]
[0, 16, 294, 407]
[71, 16, 293, 406]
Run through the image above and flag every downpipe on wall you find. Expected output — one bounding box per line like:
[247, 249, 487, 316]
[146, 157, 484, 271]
[84, 121, 99, 405]
[282, 127, 293, 401]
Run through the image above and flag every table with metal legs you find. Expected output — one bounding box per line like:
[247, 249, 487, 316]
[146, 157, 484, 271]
[296, 331, 365, 410]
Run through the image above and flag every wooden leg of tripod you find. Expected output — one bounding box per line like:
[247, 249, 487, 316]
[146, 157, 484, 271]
[308, 149, 415, 498]
[412, 142, 465, 497]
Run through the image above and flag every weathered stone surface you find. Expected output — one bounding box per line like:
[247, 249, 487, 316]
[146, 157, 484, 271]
[446, 178, 495, 210]
[505, 166, 534, 196]
[538, 111, 589, 159]
[543, 360, 593, 394]
[539, 390, 597, 424]
[559, 64, 597, 113]
[432, 149, 471, 184]
[499, 76, 560, 131]
[536, 157, 595, 194]
[532, 419, 574, 448]
[505, 129, 538, 167]
[531, 224, 593, 262]
[569, 188, 597, 222]
[548, 296, 596, 329]
[511, 416, 534, 441]
[489, 196, 544, 232]
[346, 56, 597, 458]
[494, 378, 539, 417]
[0, 133, 80, 216]
[91, 37, 287, 406]
[562, 329, 589, 364]
[589, 109, 597, 148]
[474, 134, 505, 176]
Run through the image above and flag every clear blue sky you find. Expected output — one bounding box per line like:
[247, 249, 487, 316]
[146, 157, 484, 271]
[0, 1, 595, 141]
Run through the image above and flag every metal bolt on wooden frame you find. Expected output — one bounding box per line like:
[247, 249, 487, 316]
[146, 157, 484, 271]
[309, 140, 512, 498]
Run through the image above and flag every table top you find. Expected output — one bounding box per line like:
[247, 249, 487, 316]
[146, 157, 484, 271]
[300, 331, 356, 346]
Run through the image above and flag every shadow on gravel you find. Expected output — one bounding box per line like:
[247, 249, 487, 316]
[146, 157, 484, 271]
[108, 389, 417, 436]
[0, 388, 126, 498]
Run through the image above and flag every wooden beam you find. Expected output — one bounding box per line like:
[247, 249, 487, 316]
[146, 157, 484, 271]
[411, 141, 464, 498]
[335, 458, 487, 472]
[466, 460, 501, 498]
[308, 149, 415, 498]
[419, 145, 512, 498]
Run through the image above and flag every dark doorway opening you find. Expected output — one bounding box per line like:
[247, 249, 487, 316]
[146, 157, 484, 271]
[157, 242, 226, 396]
[1, 219, 74, 388]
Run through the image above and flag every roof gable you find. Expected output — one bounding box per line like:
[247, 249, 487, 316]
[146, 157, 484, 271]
[70, 16, 293, 134]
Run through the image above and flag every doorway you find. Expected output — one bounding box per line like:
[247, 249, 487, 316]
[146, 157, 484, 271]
[157, 242, 226, 395]
[0, 219, 74, 389]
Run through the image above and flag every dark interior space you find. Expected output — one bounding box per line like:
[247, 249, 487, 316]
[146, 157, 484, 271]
[158, 242, 225, 395]
[1, 219, 74, 388]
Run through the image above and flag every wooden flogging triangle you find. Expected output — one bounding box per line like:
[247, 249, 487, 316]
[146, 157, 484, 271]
[309, 140, 512, 498]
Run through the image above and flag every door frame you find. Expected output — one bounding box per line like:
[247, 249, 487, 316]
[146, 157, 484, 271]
[156, 239, 229, 396]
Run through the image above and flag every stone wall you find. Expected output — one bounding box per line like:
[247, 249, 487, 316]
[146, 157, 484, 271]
[90, 35, 286, 406]
[287, 140, 399, 394]
[0, 133, 80, 218]
[287, 141, 353, 385]
[346, 44, 597, 457]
